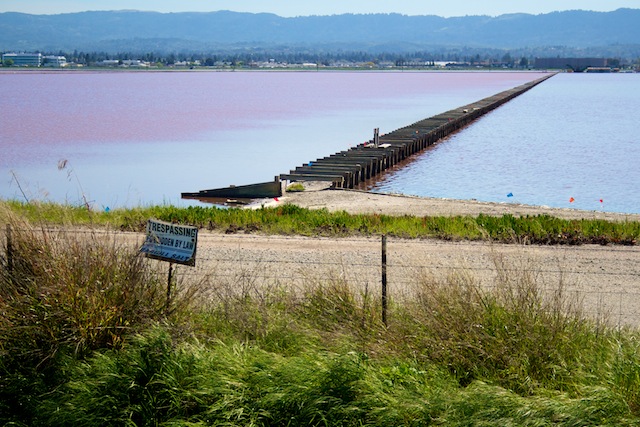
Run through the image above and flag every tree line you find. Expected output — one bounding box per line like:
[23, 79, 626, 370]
[3, 48, 639, 69]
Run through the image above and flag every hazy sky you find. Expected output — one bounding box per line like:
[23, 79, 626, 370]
[2, 0, 640, 17]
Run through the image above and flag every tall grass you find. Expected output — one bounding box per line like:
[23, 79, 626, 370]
[2, 208, 640, 425]
[390, 259, 607, 395]
[0, 211, 172, 424]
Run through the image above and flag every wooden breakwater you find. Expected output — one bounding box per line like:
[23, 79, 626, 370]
[280, 73, 556, 189]
[182, 179, 282, 201]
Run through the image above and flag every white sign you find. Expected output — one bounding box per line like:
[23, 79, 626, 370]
[139, 219, 198, 266]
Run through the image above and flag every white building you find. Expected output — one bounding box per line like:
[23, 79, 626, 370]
[121, 59, 149, 68]
[97, 60, 120, 67]
[43, 55, 67, 67]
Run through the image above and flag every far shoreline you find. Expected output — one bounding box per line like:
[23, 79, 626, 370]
[0, 67, 552, 74]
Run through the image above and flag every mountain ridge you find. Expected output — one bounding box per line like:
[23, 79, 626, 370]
[1, 9, 639, 56]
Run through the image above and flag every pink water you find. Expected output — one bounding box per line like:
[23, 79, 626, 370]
[2, 70, 554, 207]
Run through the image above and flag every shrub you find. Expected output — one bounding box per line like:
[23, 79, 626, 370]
[286, 183, 306, 192]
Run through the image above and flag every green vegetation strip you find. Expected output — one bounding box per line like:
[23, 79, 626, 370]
[4, 200, 639, 244]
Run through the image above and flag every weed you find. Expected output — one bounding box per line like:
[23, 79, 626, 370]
[286, 183, 306, 192]
[391, 254, 610, 395]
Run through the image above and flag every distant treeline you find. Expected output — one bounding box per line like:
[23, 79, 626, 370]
[6, 47, 638, 68]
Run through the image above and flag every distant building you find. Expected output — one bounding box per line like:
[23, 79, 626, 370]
[2, 52, 42, 67]
[121, 59, 149, 68]
[43, 55, 67, 67]
[584, 67, 612, 73]
[95, 59, 150, 68]
[534, 57, 607, 72]
[97, 60, 120, 67]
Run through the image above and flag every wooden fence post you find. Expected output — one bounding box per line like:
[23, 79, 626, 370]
[382, 234, 387, 326]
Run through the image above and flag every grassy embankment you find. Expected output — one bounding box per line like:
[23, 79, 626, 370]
[4, 200, 639, 244]
[1, 200, 640, 425]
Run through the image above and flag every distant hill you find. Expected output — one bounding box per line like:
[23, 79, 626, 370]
[1, 9, 639, 56]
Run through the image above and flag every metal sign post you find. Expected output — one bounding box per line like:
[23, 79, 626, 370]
[166, 262, 174, 315]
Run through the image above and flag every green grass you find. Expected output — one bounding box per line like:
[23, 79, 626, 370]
[3, 200, 639, 245]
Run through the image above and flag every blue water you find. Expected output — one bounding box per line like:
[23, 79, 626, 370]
[373, 73, 640, 214]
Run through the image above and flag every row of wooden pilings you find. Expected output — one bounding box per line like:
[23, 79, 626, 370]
[280, 73, 555, 189]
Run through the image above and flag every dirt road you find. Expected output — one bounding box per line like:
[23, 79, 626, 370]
[186, 232, 640, 328]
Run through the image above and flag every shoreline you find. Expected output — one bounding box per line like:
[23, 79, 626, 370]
[260, 182, 640, 222]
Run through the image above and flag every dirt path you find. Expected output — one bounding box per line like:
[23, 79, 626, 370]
[186, 233, 640, 328]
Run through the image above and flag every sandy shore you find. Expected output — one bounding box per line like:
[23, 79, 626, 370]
[270, 182, 640, 222]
